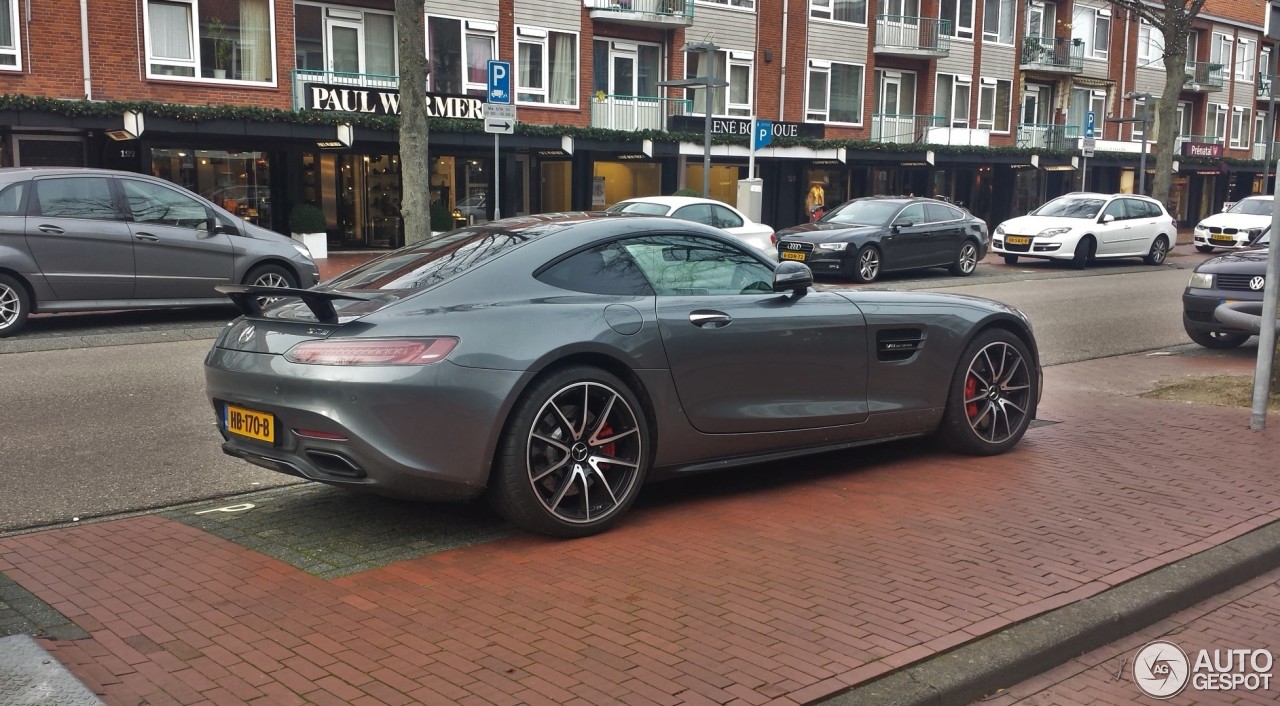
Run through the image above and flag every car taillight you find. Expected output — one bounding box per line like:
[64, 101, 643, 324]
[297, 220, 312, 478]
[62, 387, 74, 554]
[770, 232, 778, 245]
[284, 337, 458, 365]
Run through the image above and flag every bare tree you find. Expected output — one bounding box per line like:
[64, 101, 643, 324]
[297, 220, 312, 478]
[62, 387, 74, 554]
[396, 0, 431, 245]
[1105, 0, 1208, 207]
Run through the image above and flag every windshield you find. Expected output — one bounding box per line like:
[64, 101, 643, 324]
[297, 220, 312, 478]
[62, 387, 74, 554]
[1227, 199, 1273, 216]
[1257, 228, 1271, 246]
[325, 228, 532, 291]
[605, 201, 671, 216]
[1031, 196, 1106, 219]
[821, 200, 903, 226]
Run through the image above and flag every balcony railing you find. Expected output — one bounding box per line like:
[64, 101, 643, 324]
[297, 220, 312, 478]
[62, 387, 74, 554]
[1016, 123, 1080, 151]
[590, 94, 692, 131]
[1184, 62, 1225, 90]
[1258, 73, 1274, 99]
[585, 0, 693, 24]
[292, 68, 399, 111]
[870, 113, 944, 144]
[1019, 36, 1084, 73]
[1182, 134, 1223, 144]
[1252, 142, 1280, 160]
[873, 16, 951, 57]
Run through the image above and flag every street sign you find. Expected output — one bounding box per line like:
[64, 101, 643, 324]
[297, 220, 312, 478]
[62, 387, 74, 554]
[1082, 136, 1096, 158]
[487, 60, 511, 105]
[484, 103, 516, 135]
[753, 120, 774, 150]
[1085, 110, 1096, 139]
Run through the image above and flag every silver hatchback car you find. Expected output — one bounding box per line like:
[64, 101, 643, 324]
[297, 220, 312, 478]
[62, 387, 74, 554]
[0, 168, 318, 337]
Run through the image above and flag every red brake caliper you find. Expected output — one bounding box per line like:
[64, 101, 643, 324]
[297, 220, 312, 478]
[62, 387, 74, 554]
[965, 374, 979, 419]
[598, 424, 615, 469]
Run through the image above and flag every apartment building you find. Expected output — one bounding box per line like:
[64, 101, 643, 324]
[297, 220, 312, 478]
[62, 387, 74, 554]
[0, 0, 1273, 249]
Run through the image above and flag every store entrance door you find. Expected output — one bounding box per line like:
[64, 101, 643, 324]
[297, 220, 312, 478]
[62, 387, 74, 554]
[302, 152, 402, 249]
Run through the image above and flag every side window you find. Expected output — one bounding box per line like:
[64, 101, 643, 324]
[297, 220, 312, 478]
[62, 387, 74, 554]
[621, 234, 773, 296]
[895, 204, 925, 225]
[711, 205, 744, 229]
[672, 203, 715, 226]
[0, 183, 27, 216]
[120, 179, 211, 230]
[925, 203, 961, 223]
[535, 240, 653, 296]
[1102, 199, 1127, 221]
[1142, 200, 1162, 218]
[32, 177, 118, 219]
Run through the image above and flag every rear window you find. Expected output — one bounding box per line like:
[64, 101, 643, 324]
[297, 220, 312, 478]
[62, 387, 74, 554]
[327, 228, 530, 291]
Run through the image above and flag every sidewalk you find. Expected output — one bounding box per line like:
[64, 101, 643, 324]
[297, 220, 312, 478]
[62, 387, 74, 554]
[1, 345, 1277, 706]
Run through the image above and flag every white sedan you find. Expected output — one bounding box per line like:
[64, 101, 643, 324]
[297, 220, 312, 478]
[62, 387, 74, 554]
[606, 196, 776, 259]
[992, 192, 1177, 268]
[1192, 195, 1273, 252]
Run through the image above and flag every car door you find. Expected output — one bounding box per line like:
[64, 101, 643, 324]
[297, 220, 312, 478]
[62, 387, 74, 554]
[622, 233, 869, 433]
[120, 178, 235, 300]
[710, 203, 771, 252]
[24, 174, 134, 301]
[1125, 199, 1162, 254]
[922, 202, 967, 267]
[1094, 197, 1130, 256]
[883, 203, 929, 270]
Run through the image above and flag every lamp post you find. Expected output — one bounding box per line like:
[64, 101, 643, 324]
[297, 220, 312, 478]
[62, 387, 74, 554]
[1124, 91, 1152, 194]
[658, 40, 727, 198]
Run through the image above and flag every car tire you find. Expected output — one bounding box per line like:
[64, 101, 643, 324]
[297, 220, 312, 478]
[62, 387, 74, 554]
[1071, 237, 1094, 270]
[0, 273, 31, 339]
[1195, 245, 1215, 253]
[852, 245, 882, 283]
[244, 263, 299, 289]
[938, 328, 1037, 456]
[489, 366, 651, 537]
[1144, 235, 1170, 266]
[950, 240, 980, 276]
[1185, 326, 1250, 349]
[1002, 254, 1019, 265]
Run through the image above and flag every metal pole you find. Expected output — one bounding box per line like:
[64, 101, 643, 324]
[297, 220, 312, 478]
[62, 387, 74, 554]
[493, 134, 501, 220]
[1082, 155, 1088, 191]
[748, 115, 757, 180]
[1265, 49, 1279, 191]
[1138, 98, 1149, 194]
[1251, 158, 1280, 430]
[702, 49, 714, 199]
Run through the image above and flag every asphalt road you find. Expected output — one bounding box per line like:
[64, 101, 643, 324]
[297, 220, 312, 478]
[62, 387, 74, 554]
[0, 252, 1217, 532]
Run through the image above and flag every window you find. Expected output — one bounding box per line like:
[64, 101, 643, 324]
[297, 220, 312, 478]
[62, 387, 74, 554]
[294, 5, 396, 76]
[1185, 30, 1198, 70]
[428, 17, 496, 97]
[121, 180, 212, 230]
[809, 0, 866, 24]
[936, 74, 971, 128]
[1137, 19, 1164, 66]
[1068, 88, 1106, 136]
[621, 235, 773, 297]
[925, 203, 963, 222]
[1071, 6, 1109, 60]
[939, 0, 974, 39]
[32, 178, 118, 220]
[1175, 100, 1193, 140]
[710, 205, 744, 229]
[1236, 38, 1256, 82]
[686, 50, 753, 117]
[0, 0, 20, 68]
[1208, 103, 1228, 143]
[145, 0, 274, 82]
[536, 241, 654, 296]
[1230, 107, 1251, 148]
[0, 182, 25, 215]
[1263, 48, 1273, 95]
[1102, 198, 1126, 221]
[1256, 111, 1270, 147]
[805, 60, 864, 124]
[982, 0, 1014, 44]
[1131, 99, 1151, 140]
[977, 78, 1011, 131]
[895, 203, 925, 224]
[698, 0, 756, 9]
[516, 26, 578, 106]
[1210, 32, 1232, 73]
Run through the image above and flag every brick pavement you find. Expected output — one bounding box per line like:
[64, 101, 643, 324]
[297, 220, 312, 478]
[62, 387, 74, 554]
[0, 345, 1277, 706]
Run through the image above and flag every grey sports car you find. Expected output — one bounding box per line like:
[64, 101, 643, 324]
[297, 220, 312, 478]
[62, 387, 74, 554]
[206, 212, 1041, 537]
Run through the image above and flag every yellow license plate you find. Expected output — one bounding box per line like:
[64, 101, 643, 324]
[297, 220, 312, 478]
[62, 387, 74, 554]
[1005, 236, 1031, 245]
[1210, 235, 1235, 243]
[781, 251, 806, 261]
[224, 404, 275, 444]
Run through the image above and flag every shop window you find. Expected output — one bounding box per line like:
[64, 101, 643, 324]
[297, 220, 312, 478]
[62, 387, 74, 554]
[145, 0, 275, 82]
[809, 0, 866, 25]
[976, 78, 1011, 132]
[294, 4, 396, 77]
[151, 148, 271, 228]
[806, 60, 864, 125]
[428, 16, 496, 97]
[0, 0, 21, 69]
[516, 26, 578, 107]
[939, 0, 974, 40]
[685, 50, 753, 117]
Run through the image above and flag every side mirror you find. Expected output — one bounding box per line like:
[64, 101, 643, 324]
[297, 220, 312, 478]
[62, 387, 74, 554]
[773, 260, 813, 293]
[1101, 214, 1116, 224]
[213, 219, 240, 235]
[894, 220, 914, 230]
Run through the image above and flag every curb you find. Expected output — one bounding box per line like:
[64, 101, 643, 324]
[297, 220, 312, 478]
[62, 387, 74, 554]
[814, 519, 1280, 706]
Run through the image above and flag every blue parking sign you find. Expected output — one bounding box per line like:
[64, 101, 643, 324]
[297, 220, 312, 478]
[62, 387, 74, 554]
[754, 120, 774, 150]
[488, 60, 511, 104]
[1085, 110, 1095, 138]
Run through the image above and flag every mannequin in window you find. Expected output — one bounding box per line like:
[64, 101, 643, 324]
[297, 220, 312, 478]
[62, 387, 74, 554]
[805, 180, 826, 222]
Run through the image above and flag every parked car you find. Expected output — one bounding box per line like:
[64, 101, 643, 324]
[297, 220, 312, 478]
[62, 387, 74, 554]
[0, 167, 318, 338]
[992, 192, 1176, 268]
[453, 192, 487, 221]
[773, 195, 988, 283]
[1191, 195, 1273, 252]
[1182, 227, 1271, 348]
[207, 212, 1041, 537]
[605, 196, 777, 258]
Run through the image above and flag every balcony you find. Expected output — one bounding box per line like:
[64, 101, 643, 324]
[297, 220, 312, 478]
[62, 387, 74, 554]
[585, 0, 693, 28]
[1019, 36, 1084, 74]
[1016, 123, 1080, 151]
[590, 94, 692, 131]
[1183, 62, 1225, 92]
[1252, 142, 1280, 160]
[292, 69, 399, 111]
[1258, 73, 1274, 99]
[870, 114, 943, 144]
[873, 16, 951, 58]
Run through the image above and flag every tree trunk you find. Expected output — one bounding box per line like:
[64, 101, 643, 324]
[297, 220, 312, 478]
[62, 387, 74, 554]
[1150, 35, 1187, 211]
[396, 0, 431, 246]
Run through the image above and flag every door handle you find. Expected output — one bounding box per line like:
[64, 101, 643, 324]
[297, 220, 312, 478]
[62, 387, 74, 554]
[689, 310, 732, 328]
[36, 225, 64, 234]
[134, 232, 161, 242]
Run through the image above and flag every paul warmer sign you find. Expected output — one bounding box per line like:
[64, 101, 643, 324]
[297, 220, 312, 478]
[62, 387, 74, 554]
[304, 83, 485, 119]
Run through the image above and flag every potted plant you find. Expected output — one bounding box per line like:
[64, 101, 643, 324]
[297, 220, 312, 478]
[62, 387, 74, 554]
[206, 18, 234, 79]
[289, 202, 328, 259]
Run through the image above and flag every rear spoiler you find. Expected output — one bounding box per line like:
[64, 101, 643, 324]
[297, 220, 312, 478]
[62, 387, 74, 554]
[215, 285, 372, 325]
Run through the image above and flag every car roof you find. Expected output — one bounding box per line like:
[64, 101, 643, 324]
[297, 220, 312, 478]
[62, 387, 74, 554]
[617, 196, 731, 209]
[1058, 191, 1158, 201]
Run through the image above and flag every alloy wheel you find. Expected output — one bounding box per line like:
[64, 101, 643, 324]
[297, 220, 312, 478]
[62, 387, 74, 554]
[962, 341, 1032, 445]
[859, 249, 880, 281]
[526, 381, 643, 525]
[1149, 238, 1168, 265]
[0, 283, 19, 329]
[254, 272, 290, 288]
[959, 243, 978, 273]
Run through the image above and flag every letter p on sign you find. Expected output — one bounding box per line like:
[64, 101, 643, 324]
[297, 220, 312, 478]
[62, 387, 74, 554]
[488, 60, 511, 104]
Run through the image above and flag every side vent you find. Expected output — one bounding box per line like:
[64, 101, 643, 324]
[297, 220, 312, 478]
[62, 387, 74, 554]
[877, 328, 926, 362]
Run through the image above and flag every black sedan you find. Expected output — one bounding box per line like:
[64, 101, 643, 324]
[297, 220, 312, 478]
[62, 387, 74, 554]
[776, 196, 988, 283]
[1183, 228, 1271, 348]
[207, 213, 1039, 537]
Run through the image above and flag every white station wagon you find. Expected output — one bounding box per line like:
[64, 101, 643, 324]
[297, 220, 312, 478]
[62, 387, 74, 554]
[992, 192, 1177, 269]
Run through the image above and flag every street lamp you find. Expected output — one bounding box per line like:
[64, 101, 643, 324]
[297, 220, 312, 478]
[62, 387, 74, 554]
[1124, 91, 1152, 194]
[658, 40, 727, 198]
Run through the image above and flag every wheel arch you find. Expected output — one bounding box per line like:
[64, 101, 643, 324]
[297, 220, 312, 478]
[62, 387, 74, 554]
[241, 257, 303, 285]
[947, 315, 1042, 412]
[0, 267, 38, 314]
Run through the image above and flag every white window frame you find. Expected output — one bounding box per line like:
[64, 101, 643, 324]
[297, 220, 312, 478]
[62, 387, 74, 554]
[1185, 30, 1198, 70]
[515, 25, 579, 108]
[1071, 6, 1109, 61]
[0, 0, 22, 70]
[805, 58, 865, 125]
[981, 0, 1014, 45]
[696, 0, 756, 11]
[1210, 32, 1232, 73]
[976, 77, 1011, 132]
[1236, 37, 1256, 82]
[1208, 103, 1228, 143]
[425, 15, 497, 97]
[939, 0, 974, 40]
[143, 0, 277, 84]
[809, 0, 867, 25]
[686, 49, 754, 117]
[1130, 100, 1150, 140]
[937, 73, 972, 128]
[1230, 106, 1250, 148]
[1255, 110, 1269, 147]
[1137, 19, 1164, 66]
